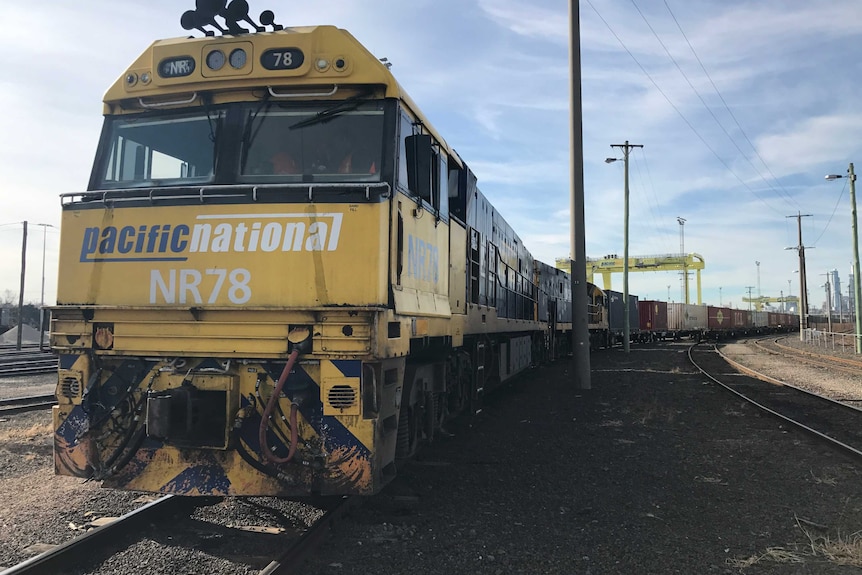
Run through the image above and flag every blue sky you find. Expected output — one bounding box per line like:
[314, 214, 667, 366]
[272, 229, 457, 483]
[0, 0, 860, 312]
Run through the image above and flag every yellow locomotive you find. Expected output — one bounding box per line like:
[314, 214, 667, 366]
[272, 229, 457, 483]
[51, 1, 573, 496]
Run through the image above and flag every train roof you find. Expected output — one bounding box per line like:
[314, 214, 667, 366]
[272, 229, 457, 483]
[104, 24, 460, 167]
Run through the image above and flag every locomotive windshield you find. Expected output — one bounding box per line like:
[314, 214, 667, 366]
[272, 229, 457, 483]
[239, 101, 384, 182]
[97, 110, 221, 189]
[92, 100, 385, 190]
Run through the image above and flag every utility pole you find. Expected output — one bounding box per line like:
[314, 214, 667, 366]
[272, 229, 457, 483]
[825, 164, 861, 352]
[16, 221, 28, 351]
[36, 223, 53, 350]
[786, 213, 812, 341]
[849, 164, 861, 352]
[745, 286, 755, 312]
[822, 272, 833, 333]
[610, 141, 643, 353]
[568, 0, 591, 388]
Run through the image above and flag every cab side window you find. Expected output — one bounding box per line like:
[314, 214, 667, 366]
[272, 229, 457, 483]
[433, 147, 449, 218]
[397, 111, 415, 192]
[399, 110, 449, 221]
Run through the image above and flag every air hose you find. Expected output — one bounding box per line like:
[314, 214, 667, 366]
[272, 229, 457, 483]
[259, 348, 301, 464]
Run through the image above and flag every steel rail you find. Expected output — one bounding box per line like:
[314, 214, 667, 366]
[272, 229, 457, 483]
[0, 394, 56, 415]
[769, 336, 862, 369]
[717, 344, 862, 414]
[0, 362, 57, 377]
[0, 495, 198, 575]
[688, 343, 862, 460]
[258, 496, 361, 575]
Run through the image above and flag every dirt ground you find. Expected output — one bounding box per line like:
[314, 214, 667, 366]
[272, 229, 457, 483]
[2, 338, 862, 573]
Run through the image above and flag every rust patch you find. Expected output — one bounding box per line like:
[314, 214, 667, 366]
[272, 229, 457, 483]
[327, 445, 373, 492]
[54, 433, 93, 477]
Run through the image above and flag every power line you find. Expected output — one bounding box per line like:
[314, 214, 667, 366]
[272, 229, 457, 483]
[629, 149, 676, 255]
[583, 0, 789, 217]
[661, 0, 799, 209]
[811, 178, 847, 246]
[632, 0, 799, 211]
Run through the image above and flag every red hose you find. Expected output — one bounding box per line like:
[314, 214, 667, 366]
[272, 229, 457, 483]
[259, 349, 301, 464]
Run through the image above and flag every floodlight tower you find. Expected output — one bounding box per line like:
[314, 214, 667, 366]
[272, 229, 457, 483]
[756, 261, 761, 297]
[677, 217, 688, 303]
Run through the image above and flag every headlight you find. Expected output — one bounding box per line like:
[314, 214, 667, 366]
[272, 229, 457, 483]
[229, 48, 247, 69]
[206, 50, 226, 71]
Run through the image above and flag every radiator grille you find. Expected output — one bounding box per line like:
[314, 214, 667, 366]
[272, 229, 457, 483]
[327, 385, 357, 410]
[58, 370, 84, 404]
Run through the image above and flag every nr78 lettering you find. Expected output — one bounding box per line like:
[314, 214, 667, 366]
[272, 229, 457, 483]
[150, 268, 251, 304]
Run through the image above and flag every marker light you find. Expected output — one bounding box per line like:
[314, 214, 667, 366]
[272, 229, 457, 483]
[316, 58, 330, 71]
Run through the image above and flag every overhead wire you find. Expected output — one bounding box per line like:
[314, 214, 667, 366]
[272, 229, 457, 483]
[661, 0, 799, 210]
[632, 0, 800, 212]
[811, 179, 847, 247]
[628, 150, 675, 256]
[583, 0, 789, 217]
[636, 148, 678, 254]
[656, 2, 858, 288]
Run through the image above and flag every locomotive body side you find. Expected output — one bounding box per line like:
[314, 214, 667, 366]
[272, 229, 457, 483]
[50, 22, 567, 497]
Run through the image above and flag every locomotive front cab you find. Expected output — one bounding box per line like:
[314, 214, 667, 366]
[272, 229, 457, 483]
[51, 23, 458, 496]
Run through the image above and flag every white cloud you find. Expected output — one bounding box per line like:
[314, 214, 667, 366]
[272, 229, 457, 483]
[477, 0, 568, 42]
[756, 114, 862, 174]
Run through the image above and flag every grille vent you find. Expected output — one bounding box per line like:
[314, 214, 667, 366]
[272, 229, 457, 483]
[327, 385, 357, 410]
[60, 376, 81, 398]
[58, 370, 84, 404]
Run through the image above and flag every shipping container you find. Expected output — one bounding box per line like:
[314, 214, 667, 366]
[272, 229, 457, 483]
[607, 290, 640, 341]
[707, 306, 733, 331]
[731, 309, 752, 329]
[753, 311, 769, 328]
[638, 300, 668, 332]
[667, 303, 707, 332]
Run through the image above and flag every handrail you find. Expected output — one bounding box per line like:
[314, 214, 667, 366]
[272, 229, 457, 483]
[138, 93, 198, 108]
[802, 327, 859, 353]
[60, 182, 392, 206]
[268, 85, 338, 98]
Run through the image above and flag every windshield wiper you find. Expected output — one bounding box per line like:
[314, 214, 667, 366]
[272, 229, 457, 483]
[289, 101, 360, 130]
[289, 92, 372, 130]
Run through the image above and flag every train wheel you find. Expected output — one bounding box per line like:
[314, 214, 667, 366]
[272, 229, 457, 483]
[447, 353, 471, 417]
[395, 398, 420, 460]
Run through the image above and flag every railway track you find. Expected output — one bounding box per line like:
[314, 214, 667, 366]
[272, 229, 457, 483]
[0, 496, 194, 575]
[0, 349, 57, 377]
[755, 336, 862, 374]
[688, 343, 862, 460]
[0, 494, 358, 574]
[0, 394, 55, 415]
[259, 495, 360, 574]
